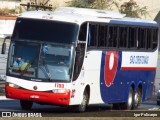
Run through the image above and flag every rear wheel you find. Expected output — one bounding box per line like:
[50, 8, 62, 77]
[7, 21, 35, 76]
[20, 100, 33, 110]
[77, 90, 89, 112]
[134, 87, 142, 109]
[121, 87, 134, 110]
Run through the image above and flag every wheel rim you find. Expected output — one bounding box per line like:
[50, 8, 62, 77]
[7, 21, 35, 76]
[134, 92, 138, 105]
[134, 89, 142, 107]
[128, 90, 133, 107]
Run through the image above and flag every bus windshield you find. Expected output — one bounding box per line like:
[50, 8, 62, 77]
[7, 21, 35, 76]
[7, 41, 75, 82]
[12, 18, 78, 44]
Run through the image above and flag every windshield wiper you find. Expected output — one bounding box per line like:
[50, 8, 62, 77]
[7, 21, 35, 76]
[43, 61, 52, 81]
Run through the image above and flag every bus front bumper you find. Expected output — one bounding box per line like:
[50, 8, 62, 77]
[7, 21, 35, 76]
[5, 86, 70, 106]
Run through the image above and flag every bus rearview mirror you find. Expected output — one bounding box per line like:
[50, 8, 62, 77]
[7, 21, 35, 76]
[1, 42, 6, 54]
[1, 36, 11, 54]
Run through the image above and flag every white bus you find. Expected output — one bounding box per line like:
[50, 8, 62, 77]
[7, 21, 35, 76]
[3, 7, 159, 112]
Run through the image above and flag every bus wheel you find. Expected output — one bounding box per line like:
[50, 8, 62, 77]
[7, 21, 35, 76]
[77, 90, 89, 112]
[20, 100, 33, 110]
[134, 87, 142, 109]
[122, 87, 134, 110]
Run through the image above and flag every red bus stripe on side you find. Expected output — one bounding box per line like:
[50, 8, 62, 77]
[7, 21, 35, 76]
[121, 67, 156, 71]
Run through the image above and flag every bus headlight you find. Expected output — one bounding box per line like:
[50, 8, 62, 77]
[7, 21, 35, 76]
[6, 82, 20, 88]
[52, 89, 70, 93]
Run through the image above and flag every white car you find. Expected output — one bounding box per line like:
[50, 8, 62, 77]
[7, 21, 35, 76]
[157, 89, 160, 105]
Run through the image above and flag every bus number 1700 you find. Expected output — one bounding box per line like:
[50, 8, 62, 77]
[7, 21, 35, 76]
[55, 83, 64, 88]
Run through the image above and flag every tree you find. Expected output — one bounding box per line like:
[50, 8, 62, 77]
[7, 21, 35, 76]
[67, 0, 149, 18]
[20, 0, 53, 11]
[67, 0, 117, 10]
[30, 0, 50, 6]
[66, 0, 86, 8]
[120, 0, 149, 18]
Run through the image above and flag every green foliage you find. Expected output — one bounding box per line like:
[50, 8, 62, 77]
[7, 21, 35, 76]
[67, 0, 149, 18]
[30, 0, 50, 5]
[21, 0, 53, 11]
[120, 0, 149, 18]
[67, 0, 117, 10]
[67, 0, 87, 8]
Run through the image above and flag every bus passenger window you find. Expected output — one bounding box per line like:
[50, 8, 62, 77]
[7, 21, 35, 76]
[108, 26, 118, 48]
[152, 28, 158, 49]
[98, 25, 107, 47]
[138, 28, 146, 49]
[119, 27, 127, 48]
[128, 27, 137, 48]
[89, 24, 98, 47]
[146, 28, 152, 49]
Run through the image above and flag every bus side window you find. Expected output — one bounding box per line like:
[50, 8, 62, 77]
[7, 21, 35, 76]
[73, 23, 87, 81]
[146, 28, 152, 49]
[89, 24, 98, 47]
[73, 44, 85, 80]
[108, 26, 118, 48]
[152, 28, 158, 49]
[138, 28, 146, 49]
[78, 23, 87, 41]
[98, 25, 107, 47]
[128, 27, 137, 48]
[119, 27, 127, 48]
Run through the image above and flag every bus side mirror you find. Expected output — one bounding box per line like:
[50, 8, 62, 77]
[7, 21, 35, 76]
[1, 36, 11, 54]
[1, 42, 6, 54]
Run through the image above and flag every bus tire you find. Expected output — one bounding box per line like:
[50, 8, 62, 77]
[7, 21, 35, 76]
[134, 87, 142, 109]
[20, 100, 33, 110]
[77, 90, 89, 112]
[122, 87, 134, 110]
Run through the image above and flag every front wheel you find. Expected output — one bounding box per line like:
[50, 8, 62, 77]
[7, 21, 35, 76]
[76, 90, 89, 112]
[20, 100, 33, 110]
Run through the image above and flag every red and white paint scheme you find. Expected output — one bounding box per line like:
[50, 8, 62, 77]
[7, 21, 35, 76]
[4, 7, 159, 112]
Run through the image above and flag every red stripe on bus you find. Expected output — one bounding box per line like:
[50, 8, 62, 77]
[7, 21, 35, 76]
[5, 86, 70, 105]
[121, 67, 156, 71]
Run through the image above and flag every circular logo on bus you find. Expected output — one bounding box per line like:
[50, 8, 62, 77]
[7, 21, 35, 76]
[33, 86, 38, 90]
[104, 51, 118, 87]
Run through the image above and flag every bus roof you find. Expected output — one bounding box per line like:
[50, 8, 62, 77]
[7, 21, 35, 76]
[19, 7, 158, 27]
